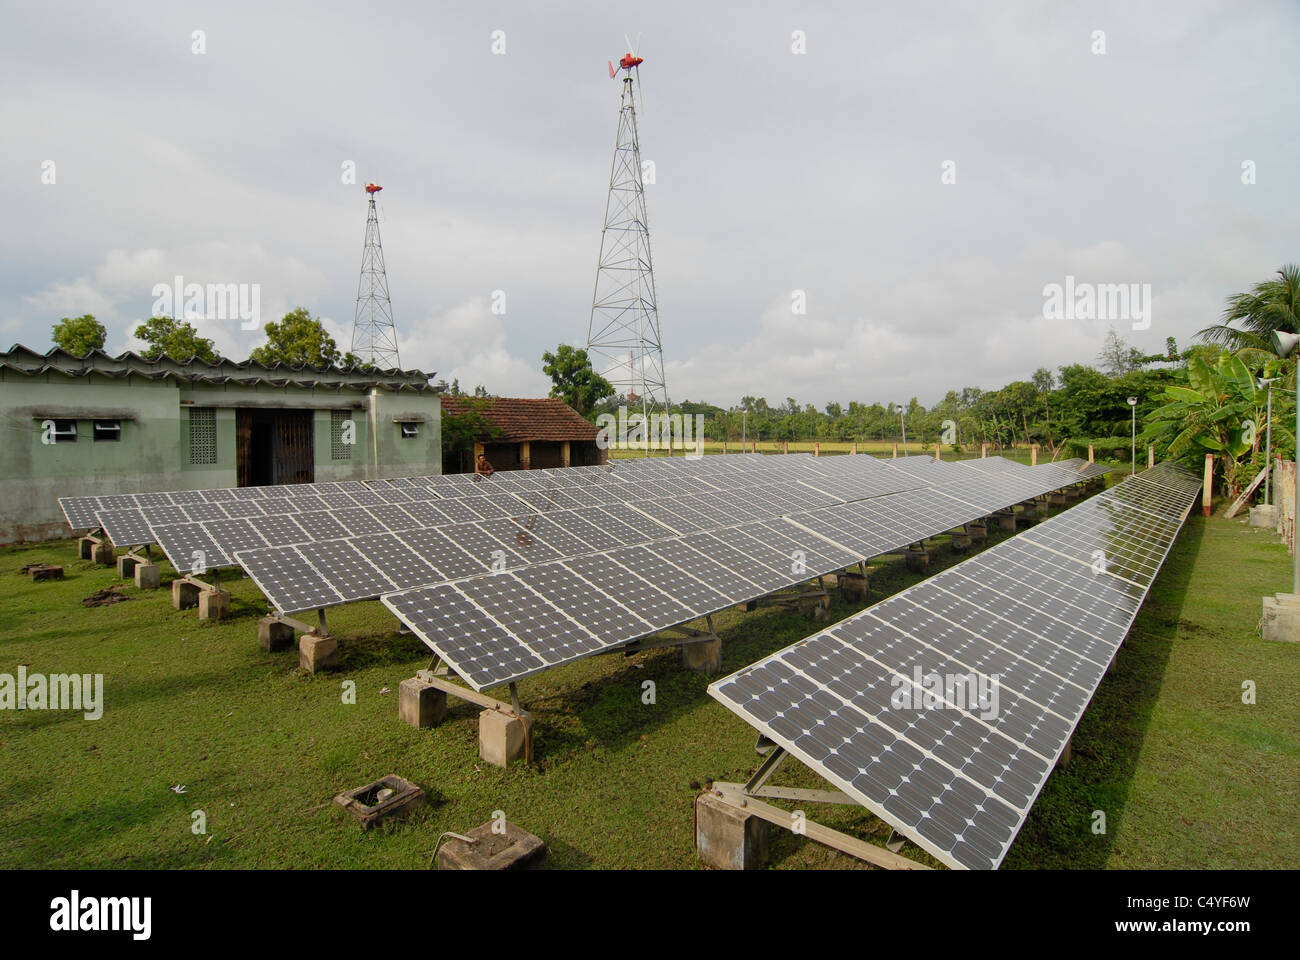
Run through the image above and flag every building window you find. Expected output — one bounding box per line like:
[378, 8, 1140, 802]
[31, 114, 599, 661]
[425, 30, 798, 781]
[399, 421, 420, 439]
[331, 410, 353, 460]
[189, 407, 217, 464]
[93, 420, 121, 442]
[45, 419, 77, 443]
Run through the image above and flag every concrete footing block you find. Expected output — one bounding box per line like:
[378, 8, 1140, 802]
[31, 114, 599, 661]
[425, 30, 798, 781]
[197, 588, 231, 621]
[996, 513, 1017, 532]
[1048, 492, 1068, 507]
[1261, 594, 1300, 643]
[78, 537, 95, 561]
[436, 819, 547, 870]
[695, 792, 769, 870]
[681, 636, 723, 674]
[1249, 505, 1279, 529]
[951, 531, 972, 553]
[257, 615, 295, 652]
[90, 541, 115, 565]
[172, 578, 202, 610]
[299, 634, 339, 673]
[905, 546, 930, 573]
[479, 708, 532, 767]
[28, 564, 64, 581]
[116, 554, 140, 579]
[968, 521, 987, 545]
[133, 562, 160, 590]
[399, 677, 447, 728]
[839, 572, 868, 602]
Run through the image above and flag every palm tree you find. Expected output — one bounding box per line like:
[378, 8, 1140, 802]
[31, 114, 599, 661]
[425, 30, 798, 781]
[1197, 264, 1300, 357]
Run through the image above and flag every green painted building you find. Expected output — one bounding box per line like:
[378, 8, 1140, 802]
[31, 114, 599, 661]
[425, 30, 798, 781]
[0, 345, 443, 543]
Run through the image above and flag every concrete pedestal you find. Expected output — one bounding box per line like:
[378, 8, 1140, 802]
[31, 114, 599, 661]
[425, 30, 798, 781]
[968, 521, 987, 545]
[133, 562, 160, 590]
[905, 546, 929, 573]
[1049, 492, 1068, 507]
[399, 677, 448, 728]
[479, 708, 532, 767]
[28, 564, 63, 581]
[257, 616, 295, 652]
[78, 537, 95, 560]
[839, 572, 868, 602]
[197, 588, 231, 621]
[172, 578, 202, 610]
[995, 513, 1017, 532]
[951, 531, 972, 553]
[695, 792, 769, 870]
[299, 634, 339, 673]
[682, 636, 723, 674]
[1250, 505, 1279, 529]
[116, 554, 141, 579]
[436, 820, 547, 870]
[1261, 594, 1300, 643]
[90, 541, 115, 565]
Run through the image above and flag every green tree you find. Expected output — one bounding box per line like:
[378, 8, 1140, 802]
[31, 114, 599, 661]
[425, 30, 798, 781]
[250, 308, 341, 367]
[542, 344, 614, 417]
[133, 315, 220, 363]
[52, 314, 107, 355]
[1141, 351, 1276, 496]
[1197, 264, 1300, 356]
[440, 395, 503, 471]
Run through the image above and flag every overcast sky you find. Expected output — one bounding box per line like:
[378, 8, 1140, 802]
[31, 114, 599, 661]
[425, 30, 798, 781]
[2, 1, 1296, 408]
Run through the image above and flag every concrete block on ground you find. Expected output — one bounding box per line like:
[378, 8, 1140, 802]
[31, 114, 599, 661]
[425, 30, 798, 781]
[695, 792, 769, 870]
[950, 531, 972, 554]
[968, 521, 987, 545]
[28, 563, 64, 581]
[1261, 595, 1300, 643]
[905, 547, 929, 573]
[996, 513, 1017, 532]
[682, 635, 723, 674]
[436, 819, 547, 870]
[116, 554, 141, 579]
[78, 537, 95, 561]
[90, 541, 115, 565]
[1048, 492, 1068, 507]
[172, 578, 202, 610]
[479, 708, 533, 768]
[257, 615, 295, 652]
[133, 562, 160, 590]
[335, 774, 426, 829]
[839, 572, 868, 602]
[399, 677, 447, 728]
[197, 588, 231, 621]
[1249, 505, 1279, 529]
[299, 633, 340, 673]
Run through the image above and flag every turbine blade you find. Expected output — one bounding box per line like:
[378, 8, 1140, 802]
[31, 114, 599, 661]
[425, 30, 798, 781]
[635, 32, 642, 56]
[624, 33, 633, 54]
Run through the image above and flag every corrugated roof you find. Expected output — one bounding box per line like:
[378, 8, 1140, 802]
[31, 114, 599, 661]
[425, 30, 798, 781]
[0, 344, 437, 392]
[440, 396, 599, 442]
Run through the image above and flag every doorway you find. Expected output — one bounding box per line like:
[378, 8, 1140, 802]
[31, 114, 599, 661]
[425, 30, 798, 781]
[236, 409, 315, 486]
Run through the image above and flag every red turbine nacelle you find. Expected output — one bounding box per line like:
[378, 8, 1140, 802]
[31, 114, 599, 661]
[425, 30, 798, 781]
[609, 52, 643, 77]
[365, 183, 383, 194]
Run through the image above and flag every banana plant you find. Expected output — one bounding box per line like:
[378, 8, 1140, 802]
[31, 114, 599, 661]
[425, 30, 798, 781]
[1141, 351, 1291, 497]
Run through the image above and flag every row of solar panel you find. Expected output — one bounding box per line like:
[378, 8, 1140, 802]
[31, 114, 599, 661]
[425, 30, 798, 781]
[381, 461, 1107, 690]
[58, 451, 858, 529]
[706, 462, 1199, 870]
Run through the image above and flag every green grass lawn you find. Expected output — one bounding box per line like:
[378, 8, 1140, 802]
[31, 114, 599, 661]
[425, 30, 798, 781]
[1, 506, 1294, 869]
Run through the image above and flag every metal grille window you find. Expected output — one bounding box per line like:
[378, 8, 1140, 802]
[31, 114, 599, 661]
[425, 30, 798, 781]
[331, 410, 354, 460]
[189, 407, 217, 465]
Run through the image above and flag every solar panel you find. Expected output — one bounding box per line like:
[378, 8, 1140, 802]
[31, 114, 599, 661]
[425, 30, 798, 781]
[707, 463, 1197, 870]
[152, 523, 232, 573]
[96, 509, 154, 547]
[237, 545, 342, 612]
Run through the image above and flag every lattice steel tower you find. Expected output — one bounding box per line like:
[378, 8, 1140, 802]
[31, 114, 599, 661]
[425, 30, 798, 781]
[351, 183, 401, 369]
[586, 40, 670, 425]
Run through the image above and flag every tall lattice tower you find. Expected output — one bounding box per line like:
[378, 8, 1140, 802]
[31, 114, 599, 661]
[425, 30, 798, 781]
[586, 38, 670, 427]
[351, 183, 401, 369]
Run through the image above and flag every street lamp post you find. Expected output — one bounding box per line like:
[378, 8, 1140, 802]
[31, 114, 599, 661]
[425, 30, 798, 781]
[1127, 397, 1138, 475]
[1260, 377, 1277, 506]
[1270, 331, 1300, 594]
[897, 404, 908, 455]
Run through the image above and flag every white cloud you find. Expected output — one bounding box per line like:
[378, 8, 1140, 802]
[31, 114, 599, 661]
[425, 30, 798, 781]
[399, 296, 550, 395]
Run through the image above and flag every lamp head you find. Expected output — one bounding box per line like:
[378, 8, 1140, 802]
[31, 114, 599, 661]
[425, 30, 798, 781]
[1127, 397, 1138, 406]
[1272, 330, 1300, 358]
